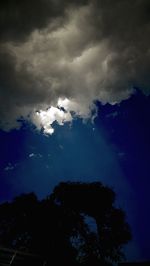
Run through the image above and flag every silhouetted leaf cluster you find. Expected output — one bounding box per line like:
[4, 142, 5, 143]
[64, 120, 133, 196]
[0, 182, 131, 265]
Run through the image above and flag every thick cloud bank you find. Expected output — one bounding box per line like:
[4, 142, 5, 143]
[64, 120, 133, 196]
[0, 0, 150, 133]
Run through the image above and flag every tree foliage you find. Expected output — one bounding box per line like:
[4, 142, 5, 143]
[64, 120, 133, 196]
[0, 182, 131, 265]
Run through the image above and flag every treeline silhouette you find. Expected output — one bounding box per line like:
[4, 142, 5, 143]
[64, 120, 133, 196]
[0, 182, 131, 265]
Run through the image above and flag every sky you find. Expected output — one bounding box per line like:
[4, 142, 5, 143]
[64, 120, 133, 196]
[0, 0, 150, 262]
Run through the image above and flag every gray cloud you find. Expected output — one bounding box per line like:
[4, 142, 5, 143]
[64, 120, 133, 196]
[0, 0, 150, 133]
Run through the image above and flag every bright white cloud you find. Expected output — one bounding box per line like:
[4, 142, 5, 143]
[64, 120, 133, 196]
[31, 98, 73, 134]
[31, 97, 94, 134]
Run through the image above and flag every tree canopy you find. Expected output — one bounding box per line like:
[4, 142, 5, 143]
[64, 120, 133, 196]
[0, 182, 131, 265]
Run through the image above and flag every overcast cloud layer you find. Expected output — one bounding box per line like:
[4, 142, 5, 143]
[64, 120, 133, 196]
[0, 0, 150, 133]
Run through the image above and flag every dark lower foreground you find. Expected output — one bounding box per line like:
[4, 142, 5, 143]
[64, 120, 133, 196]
[0, 247, 45, 266]
[0, 247, 110, 266]
[0, 248, 150, 266]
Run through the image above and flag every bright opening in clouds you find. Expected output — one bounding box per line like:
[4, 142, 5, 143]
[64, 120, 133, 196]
[31, 97, 95, 135]
[32, 99, 73, 135]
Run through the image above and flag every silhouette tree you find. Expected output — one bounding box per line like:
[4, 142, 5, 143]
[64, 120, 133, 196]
[0, 182, 131, 266]
[50, 182, 131, 265]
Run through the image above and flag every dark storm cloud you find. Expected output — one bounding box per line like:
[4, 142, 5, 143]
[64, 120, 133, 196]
[0, 0, 89, 42]
[0, 0, 150, 132]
